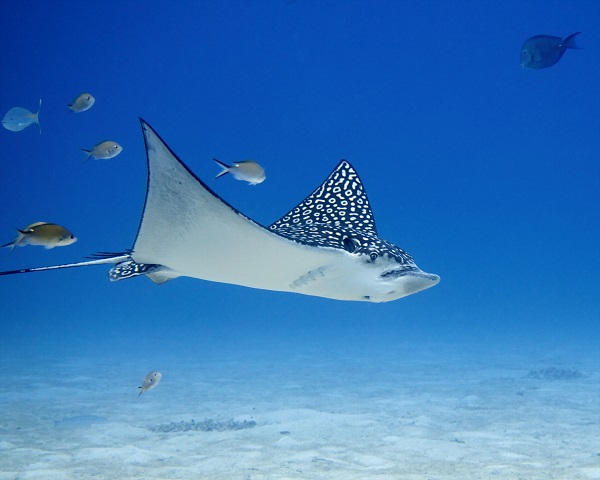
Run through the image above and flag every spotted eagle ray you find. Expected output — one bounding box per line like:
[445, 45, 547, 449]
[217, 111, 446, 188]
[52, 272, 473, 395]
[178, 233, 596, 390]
[0, 120, 439, 302]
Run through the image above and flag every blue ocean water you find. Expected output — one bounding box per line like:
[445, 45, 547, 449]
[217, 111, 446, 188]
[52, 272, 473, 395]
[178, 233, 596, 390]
[1, 1, 599, 478]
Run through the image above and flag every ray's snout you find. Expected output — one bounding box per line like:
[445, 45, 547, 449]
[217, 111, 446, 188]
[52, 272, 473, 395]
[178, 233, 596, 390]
[381, 268, 440, 297]
[403, 270, 440, 294]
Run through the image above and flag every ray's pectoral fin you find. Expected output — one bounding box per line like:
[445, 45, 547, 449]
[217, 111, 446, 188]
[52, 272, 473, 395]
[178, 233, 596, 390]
[268, 159, 378, 237]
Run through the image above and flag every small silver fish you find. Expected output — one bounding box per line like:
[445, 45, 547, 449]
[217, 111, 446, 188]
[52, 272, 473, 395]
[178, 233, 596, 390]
[81, 141, 123, 160]
[213, 158, 266, 185]
[138, 370, 162, 397]
[69, 93, 95, 113]
[1, 222, 77, 252]
[2, 99, 42, 133]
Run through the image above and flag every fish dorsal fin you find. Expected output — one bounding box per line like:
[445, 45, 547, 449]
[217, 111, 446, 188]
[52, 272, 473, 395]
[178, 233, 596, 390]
[22, 221, 48, 231]
[269, 160, 377, 235]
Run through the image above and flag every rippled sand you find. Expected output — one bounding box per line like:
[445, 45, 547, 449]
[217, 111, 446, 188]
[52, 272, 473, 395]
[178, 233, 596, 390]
[1, 341, 598, 479]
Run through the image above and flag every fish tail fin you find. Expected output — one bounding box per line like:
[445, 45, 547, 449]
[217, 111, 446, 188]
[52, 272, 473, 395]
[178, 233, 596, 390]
[213, 158, 231, 179]
[81, 149, 92, 161]
[1, 240, 16, 252]
[36, 99, 42, 133]
[4, 229, 28, 251]
[138, 387, 143, 397]
[562, 32, 581, 49]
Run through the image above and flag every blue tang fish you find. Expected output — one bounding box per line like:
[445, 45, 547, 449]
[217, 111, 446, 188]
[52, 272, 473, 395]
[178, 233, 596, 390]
[520, 32, 581, 69]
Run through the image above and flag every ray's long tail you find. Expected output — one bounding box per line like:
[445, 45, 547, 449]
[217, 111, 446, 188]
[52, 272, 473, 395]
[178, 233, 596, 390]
[0, 253, 130, 277]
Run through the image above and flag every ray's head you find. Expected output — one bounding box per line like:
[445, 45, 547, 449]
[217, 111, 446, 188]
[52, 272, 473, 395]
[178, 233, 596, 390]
[341, 230, 440, 303]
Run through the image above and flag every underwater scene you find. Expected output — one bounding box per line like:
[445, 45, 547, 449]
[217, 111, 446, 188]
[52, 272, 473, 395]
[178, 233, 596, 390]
[1, 1, 599, 479]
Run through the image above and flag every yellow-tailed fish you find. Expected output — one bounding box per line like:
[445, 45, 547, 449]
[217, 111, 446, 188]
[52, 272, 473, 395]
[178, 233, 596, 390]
[82, 141, 122, 160]
[1, 222, 77, 252]
[2, 99, 42, 133]
[213, 158, 266, 185]
[68, 93, 95, 113]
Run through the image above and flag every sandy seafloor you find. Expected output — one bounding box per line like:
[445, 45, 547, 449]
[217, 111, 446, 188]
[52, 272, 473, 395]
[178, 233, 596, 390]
[0, 338, 598, 480]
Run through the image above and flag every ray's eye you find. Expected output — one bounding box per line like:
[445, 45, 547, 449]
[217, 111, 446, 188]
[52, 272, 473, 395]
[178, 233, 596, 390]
[369, 252, 378, 262]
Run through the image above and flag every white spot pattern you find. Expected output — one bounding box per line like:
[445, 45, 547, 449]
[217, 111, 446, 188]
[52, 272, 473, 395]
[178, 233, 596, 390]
[269, 160, 377, 234]
[109, 261, 160, 281]
[268, 160, 415, 267]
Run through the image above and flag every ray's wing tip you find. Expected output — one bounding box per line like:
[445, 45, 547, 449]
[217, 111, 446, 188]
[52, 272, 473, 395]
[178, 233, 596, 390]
[338, 159, 354, 170]
[140, 118, 158, 137]
[139, 119, 163, 144]
[139, 117, 149, 131]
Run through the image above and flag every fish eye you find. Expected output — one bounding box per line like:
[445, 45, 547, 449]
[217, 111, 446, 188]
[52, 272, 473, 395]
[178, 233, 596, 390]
[369, 252, 378, 262]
